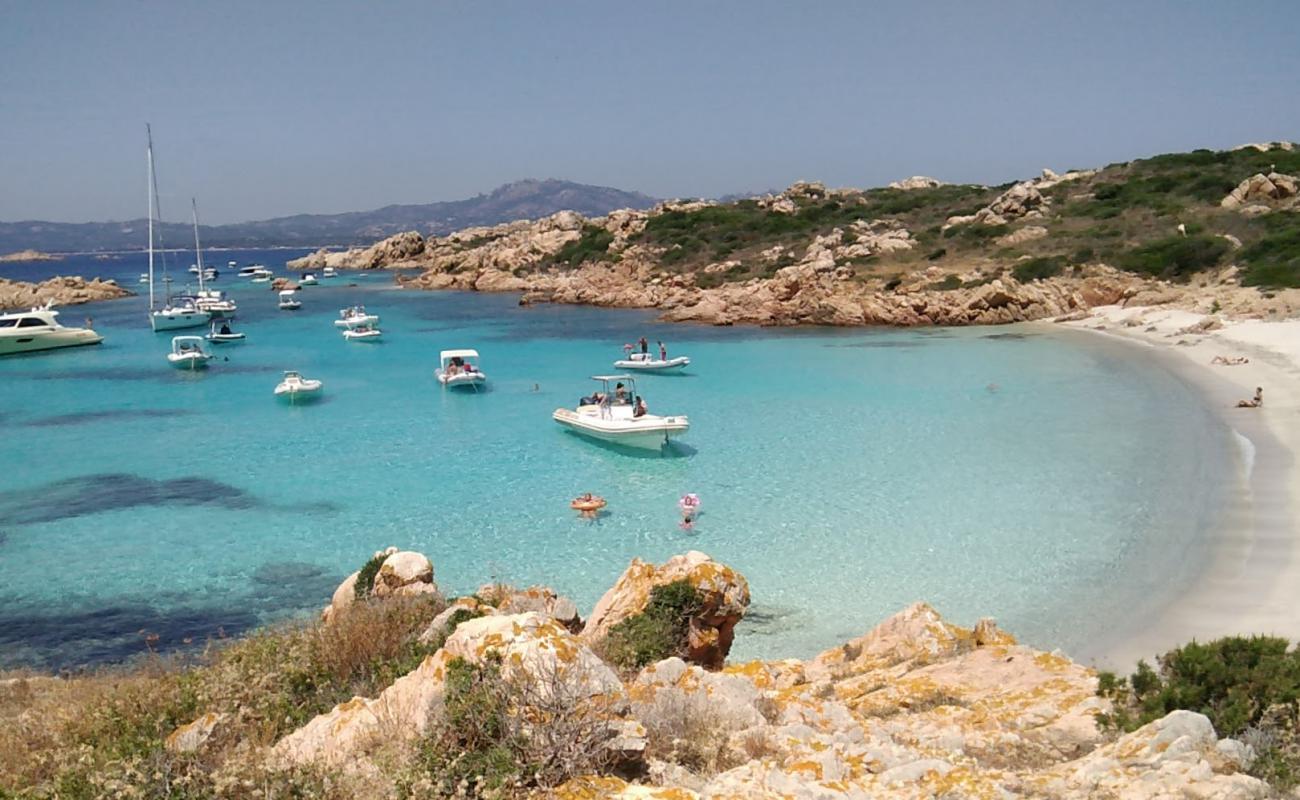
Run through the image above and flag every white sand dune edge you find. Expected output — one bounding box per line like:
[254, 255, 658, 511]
[1060, 307, 1300, 670]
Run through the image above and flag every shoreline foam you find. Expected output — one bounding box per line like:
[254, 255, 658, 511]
[1062, 308, 1300, 670]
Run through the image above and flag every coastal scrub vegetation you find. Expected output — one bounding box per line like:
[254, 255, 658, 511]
[524, 143, 1300, 293]
[0, 594, 446, 798]
[1097, 635, 1300, 790]
[354, 551, 387, 598]
[598, 579, 702, 671]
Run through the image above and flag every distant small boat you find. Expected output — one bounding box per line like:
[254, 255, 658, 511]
[278, 290, 301, 310]
[333, 306, 378, 327]
[275, 370, 323, 403]
[138, 273, 149, 284]
[300, 273, 318, 286]
[436, 348, 487, 388]
[322, 267, 338, 279]
[614, 352, 691, 372]
[188, 264, 200, 274]
[205, 321, 245, 343]
[166, 335, 212, 370]
[342, 323, 382, 341]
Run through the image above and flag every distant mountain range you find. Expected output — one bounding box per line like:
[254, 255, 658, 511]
[0, 179, 658, 253]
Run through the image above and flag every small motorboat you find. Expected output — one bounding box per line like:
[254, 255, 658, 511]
[138, 273, 149, 284]
[202, 267, 219, 282]
[166, 335, 212, 370]
[342, 323, 383, 341]
[614, 351, 691, 372]
[552, 375, 688, 451]
[187, 264, 200, 274]
[251, 273, 271, 284]
[205, 321, 245, 343]
[194, 289, 237, 317]
[278, 290, 302, 310]
[322, 267, 338, 279]
[300, 273, 318, 286]
[333, 306, 379, 327]
[275, 370, 323, 403]
[436, 349, 486, 388]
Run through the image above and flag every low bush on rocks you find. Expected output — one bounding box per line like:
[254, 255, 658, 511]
[354, 552, 387, 599]
[1012, 255, 1066, 283]
[599, 580, 702, 670]
[1098, 635, 1300, 790]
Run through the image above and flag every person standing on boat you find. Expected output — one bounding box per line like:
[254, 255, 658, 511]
[639, 336, 648, 354]
[658, 340, 667, 361]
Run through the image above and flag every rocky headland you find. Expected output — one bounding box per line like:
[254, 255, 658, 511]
[0, 249, 60, 263]
[0, 275, 130, 311]
[290, 143, 1300, 328]
[2, 547, 1280, 798]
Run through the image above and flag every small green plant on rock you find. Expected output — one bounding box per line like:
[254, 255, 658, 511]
[599, 580, 702, 670]
[354, 552, 387, 600]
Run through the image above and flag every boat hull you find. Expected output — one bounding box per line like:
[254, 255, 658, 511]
[613, 356, 691, 371]
[0, 329, 103, 356]
[552, 408, 688, 450]
[167, 353, 211, 370]
[151, 310, 211, 331]
[206, 333, 245, 343]
[437, 371, 486, 388]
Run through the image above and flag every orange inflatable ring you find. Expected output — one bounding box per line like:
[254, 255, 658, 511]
[570, 496, 607, 512]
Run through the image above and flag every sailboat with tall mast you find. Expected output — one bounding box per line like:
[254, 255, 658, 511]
[187, 198, 237, 318]
[146, 125, 210, 332]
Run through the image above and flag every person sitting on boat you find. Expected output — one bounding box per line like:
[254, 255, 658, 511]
[1237, 387, 1264, 408]
[614, 382, 628, 404]
[219, 322, 232, 335]
[658, 340, 667, 361]
[639, 336, 648, 354]
[633, 396, 647, 418]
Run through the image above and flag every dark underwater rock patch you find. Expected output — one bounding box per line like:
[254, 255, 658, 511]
[0, 473, 260, 525]
[23, 408, 191, 427]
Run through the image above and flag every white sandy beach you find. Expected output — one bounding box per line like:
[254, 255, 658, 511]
[1062, 307, 1300, 670]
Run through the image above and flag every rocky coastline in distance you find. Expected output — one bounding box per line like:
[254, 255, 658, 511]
[0, 249, 60, 263]
[290, 142, 1300, 328]
[1, 548, 1271, 798]
[0, 275, 129, 311]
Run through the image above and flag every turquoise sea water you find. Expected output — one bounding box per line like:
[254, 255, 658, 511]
[0, 250, 1231, 668]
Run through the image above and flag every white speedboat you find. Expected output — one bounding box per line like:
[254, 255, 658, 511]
[188, 264, 200, 274]
[205, 320, 245, 343]
[342, 323, 383, 341]
[322, 267, 338, 279]
[333, 306, 378, 327]
[193, 289, 237, 317]
[237, 264, 261, 278]
[552, 375, 688, 451]
[300, 273, 318, 286]
[202, 267, 218, 282]
[138, 273, 149, 284]
[0, 305, 103, 356]
[275, 370, 323, 403]
[436, 349, 486, 387]
[166, 335, 212, 370]
[278, 290, 301, 310]
[614, 352, 691, 371]
[250, 272, 271, 283]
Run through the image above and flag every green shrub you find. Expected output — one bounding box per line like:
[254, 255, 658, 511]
[600, 580, 701, 670]
[1240, 216, 1300, 288]
[930, 275, 962, 291]
[354, 553, 387, 599]
[1118, 234, 1229, 279]
[1070, 246, 1095, 265]
[1097, 636, 1300, 736]
[1012, 256, 1065, 282]
[926, 247, 947, 261]
[551, 225, 615, 268]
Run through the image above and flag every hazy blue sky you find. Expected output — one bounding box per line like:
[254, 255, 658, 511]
[2, 1, 1297, 224]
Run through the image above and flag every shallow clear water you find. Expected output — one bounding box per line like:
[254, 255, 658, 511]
[0, 250, 1230, 668]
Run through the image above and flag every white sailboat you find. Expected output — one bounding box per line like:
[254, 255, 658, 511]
[145, 126, 210, 332]
[188, 199, 237, 318]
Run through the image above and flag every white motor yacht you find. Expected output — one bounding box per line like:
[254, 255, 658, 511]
[205, 320, 245, 343]
[300, 273, 318, 286]
[250, 270, 272, 283]
[436, 349, 486, 387]
[333, 306, 379, 327]
[342, 322, 383, 341]
[614, 352, 691, 371]
[166, 335, 212, 370]
[0, 305, 103, 356]
[278, 290, 302, 310]
[194, 289, 237, 317]
[275, 370, 323, 402]
[237, 264, 261, 278]
[322, 267, 338, 279]
[552, 375, 688, 451]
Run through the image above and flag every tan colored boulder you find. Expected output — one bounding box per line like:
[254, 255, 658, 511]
[584, 551, 750, 670]
[320, 571, 359, 623]
[887, 176, 945, 191]
[0, 276, 130, 311]
[164, 711, 228, 754]
[370, 550, 436, 598]
[276, 612, 622, 767]
[996, 225, 1049, 247]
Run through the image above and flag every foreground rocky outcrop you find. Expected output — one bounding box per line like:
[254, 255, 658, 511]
[0, 275, 130, 311]
[256, 549, 1269, 798]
